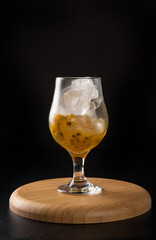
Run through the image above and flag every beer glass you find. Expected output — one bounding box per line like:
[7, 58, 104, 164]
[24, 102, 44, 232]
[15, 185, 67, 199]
[49, 77, 108, 194]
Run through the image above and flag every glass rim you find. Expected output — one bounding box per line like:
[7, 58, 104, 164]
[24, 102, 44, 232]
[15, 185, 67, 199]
[56, 76, 101, 80]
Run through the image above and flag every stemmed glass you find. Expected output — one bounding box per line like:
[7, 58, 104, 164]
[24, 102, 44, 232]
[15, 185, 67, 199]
[49, 77, 108, 194]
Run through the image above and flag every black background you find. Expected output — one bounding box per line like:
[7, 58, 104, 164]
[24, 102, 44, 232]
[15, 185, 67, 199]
[1, 0, 156, 239]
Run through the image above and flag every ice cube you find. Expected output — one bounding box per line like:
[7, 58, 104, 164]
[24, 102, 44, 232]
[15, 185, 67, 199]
[88, 86, 98, 100]
[71, 78, 93, 90]
[72, 78, 98, 100]
[92, 97, 102, 109]
[70, 115, 90, 131]
[62, 78, 100, 115]
[86, 102, 97, 118]
[91, 118, 105, 134]
[63, 89, 90, 115]
[86, 97, 102, 118]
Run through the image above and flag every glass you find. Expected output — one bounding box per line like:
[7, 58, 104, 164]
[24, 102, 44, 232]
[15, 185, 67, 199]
[49, 77, 109, 194]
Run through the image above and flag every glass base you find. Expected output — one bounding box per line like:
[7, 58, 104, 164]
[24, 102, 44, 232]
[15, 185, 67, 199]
[57, 180, 102, 195]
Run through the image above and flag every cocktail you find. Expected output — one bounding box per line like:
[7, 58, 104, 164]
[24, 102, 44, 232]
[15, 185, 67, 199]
[49, 77, 108, 194]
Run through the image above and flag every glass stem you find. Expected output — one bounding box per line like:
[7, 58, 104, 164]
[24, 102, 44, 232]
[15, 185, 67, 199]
[70, 156, 88, 187]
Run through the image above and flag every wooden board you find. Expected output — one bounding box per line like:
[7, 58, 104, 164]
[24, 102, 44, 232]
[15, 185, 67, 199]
[9, 178, 151, 224]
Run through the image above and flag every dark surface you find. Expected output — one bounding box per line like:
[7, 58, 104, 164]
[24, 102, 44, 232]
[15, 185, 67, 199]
[1, 0, 156, 239]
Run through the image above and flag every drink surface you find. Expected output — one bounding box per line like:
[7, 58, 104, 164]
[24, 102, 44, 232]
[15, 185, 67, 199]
[49, 114, 108, 154]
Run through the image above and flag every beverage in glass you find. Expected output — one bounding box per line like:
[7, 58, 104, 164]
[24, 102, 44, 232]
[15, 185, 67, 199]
[49, 77, 108, 194]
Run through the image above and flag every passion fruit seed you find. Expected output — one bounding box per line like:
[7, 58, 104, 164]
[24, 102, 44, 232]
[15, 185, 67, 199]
[76, 132, 81, 136]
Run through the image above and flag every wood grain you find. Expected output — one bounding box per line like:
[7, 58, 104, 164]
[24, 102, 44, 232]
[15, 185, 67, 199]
[9, 178, 151, 224]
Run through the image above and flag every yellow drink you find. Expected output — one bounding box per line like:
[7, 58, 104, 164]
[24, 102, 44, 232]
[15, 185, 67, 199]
[49, 114, 108, 154]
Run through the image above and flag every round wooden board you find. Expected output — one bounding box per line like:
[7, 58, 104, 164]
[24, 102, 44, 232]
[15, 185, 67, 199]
[9, 178, 151, 224]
